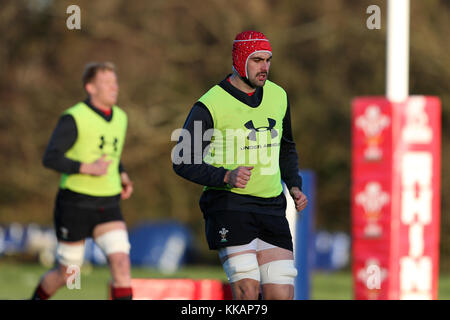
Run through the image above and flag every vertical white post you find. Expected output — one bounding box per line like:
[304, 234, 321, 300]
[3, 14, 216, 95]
[386, 0, 410, 102]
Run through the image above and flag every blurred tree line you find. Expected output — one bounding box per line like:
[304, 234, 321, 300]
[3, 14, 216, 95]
[0, 0, 449, 266]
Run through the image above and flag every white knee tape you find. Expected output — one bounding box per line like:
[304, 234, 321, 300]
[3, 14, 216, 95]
[95, 229, 130, 256]
[222, 253, 260, 283]
[56, 243, 85, 267]
[259, 260, 297, 285]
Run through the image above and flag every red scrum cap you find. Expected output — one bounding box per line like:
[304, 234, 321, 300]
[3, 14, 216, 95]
[232, 31, 272, 79]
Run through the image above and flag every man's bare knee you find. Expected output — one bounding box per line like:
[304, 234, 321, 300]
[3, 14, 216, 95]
[262, 284, 294, 300]
[232, 279, 260, 300]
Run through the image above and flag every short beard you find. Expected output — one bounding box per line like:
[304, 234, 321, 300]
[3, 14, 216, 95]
[246, 72, 268, 88]
[238, 73, 255, 88]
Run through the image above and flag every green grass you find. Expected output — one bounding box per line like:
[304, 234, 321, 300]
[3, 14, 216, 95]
[0, 261, 449, 300]
[312, 271, 353, 300]
[0, 261, 227, 300]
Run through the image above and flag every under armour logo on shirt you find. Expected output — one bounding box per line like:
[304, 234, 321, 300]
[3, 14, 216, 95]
[99, 136, 118, 152]
[244, 118, 278, 141]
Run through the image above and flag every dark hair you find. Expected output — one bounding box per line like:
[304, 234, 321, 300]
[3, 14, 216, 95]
[82, 62, 116, 88]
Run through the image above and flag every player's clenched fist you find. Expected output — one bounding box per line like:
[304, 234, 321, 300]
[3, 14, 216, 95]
[224, 166, 254, 189]
[289, 186, 308, 212]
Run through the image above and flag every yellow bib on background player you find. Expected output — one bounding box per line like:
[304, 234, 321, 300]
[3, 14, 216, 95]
[59, 102, 127, 197]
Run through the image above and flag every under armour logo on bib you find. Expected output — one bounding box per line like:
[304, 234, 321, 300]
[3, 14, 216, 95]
[244, 118, 278, 141]
[99, 136, 118, 152]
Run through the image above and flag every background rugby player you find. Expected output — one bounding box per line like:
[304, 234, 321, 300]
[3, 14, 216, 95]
[31, 62, 134, 300]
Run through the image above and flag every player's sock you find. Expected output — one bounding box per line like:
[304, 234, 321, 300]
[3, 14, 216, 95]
[111, 286, 133, 300]
[31, 284, 50, 300]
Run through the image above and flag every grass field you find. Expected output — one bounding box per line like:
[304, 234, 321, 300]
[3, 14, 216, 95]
[1, 261, 449, 300]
